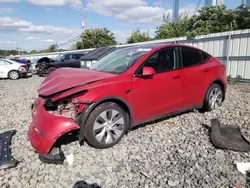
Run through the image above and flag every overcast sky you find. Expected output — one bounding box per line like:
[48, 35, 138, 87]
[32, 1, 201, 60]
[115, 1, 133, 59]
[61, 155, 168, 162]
[0, 0, 241, 51]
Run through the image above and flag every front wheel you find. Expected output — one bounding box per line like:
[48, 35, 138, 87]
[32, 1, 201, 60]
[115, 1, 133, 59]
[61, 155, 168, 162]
[83, 102, 128, 149]
[203, 84, 223, 111]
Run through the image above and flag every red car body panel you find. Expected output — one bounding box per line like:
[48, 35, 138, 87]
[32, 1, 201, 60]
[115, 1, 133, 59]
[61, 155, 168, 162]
[38, 68, 116, 96]
[28, 44, 227, 154]
[132, 69, 184, 123]
[28, 97, 79, 154]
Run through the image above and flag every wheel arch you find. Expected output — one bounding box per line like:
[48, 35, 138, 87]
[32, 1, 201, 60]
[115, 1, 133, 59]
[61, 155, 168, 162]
[210, 79, 226, 101]
[77, 96, 134, 142]
[8, 69, 20, 78]
[202, 78, 226, 107]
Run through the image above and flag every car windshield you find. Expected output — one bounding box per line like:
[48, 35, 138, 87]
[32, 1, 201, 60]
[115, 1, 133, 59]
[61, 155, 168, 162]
[89, 46, 154, 74]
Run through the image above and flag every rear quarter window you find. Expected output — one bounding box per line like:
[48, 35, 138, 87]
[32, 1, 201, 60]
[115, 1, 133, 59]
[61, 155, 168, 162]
[201, 51, 211, 63]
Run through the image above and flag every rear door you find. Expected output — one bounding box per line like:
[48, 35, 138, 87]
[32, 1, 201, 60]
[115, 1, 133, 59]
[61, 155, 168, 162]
[0, 60, 13, 77]
[179, 46, 204, 108]
[0, 60, 7, 77]
[132, 47, 184, 123]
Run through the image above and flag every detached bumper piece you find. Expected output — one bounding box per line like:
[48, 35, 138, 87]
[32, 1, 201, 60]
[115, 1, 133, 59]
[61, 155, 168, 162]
[210, 118, 250, 152]
[0, 130, 18, 170]
[39, 147, 65, 165]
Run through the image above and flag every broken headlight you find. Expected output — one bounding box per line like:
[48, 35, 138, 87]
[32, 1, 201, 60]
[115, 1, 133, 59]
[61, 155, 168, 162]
[44, 98, 79, 119]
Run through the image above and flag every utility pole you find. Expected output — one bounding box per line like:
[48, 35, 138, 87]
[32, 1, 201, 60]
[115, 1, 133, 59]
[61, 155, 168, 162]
[81, 8, 86, 30]
[172, 0, 180, 22]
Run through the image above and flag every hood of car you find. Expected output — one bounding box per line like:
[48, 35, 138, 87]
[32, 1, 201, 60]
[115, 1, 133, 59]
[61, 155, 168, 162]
[38, 68, 116, 97]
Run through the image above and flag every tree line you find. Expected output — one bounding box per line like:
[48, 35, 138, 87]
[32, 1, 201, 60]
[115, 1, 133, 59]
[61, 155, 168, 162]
[1, 5, 250, 55]
[72, 5, 250, 49]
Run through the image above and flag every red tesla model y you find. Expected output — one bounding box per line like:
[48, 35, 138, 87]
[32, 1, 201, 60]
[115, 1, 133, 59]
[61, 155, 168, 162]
[28, 44, 227, 155]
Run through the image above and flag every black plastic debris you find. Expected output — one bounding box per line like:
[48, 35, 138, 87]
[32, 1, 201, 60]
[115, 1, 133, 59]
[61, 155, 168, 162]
[39, 147, 65, 164]
[0, 130, 18, 170]
[210, 118, 250, 152]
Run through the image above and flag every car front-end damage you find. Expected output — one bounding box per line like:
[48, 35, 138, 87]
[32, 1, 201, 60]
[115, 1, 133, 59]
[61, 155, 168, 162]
[28, 68, 117, 163]
[28, 91, 93, 163]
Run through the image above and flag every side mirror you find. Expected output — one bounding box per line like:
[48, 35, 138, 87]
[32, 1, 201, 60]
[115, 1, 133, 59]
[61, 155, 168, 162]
[142, 66, 156, 76]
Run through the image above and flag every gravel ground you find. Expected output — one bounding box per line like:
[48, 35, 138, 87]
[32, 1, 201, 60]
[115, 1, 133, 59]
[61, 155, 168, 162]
[0, 75, 250, 188]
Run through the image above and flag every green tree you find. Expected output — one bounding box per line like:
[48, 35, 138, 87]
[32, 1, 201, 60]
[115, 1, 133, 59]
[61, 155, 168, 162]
[155, 13, 192, 39]
[0, 50, 28, 56]
[47, 44, 57, 52]
[30, 50, 38, 54]
[72, 41, 83, 50]
[126, 28, 152, 44]
[234, 5, 250, 30]
[75, 28, 117, 49]
[187, 5, 237, 39]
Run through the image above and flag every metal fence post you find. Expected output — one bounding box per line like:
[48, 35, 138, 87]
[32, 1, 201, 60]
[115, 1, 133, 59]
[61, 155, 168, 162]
[226, 33, 232, 76]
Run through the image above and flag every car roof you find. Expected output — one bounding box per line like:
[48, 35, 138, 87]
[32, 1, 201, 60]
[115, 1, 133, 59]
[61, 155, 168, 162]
[3, 59, 18, 64]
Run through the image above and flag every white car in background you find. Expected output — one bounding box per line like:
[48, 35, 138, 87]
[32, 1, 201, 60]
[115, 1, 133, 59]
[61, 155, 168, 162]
[0, 59, 28, 80]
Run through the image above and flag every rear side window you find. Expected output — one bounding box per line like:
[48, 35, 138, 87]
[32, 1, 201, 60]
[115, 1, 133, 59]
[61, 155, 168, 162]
[202, 51, 210, 63]
[0, 60, 5, 65]
[181, 47, 202, 68]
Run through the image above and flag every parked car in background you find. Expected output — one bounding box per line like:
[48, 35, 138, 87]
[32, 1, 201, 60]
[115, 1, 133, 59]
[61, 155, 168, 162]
[28, 44, 227, 157]
[36, 47, 116, 76]
[29, 59, 39, 74]
[79, 46, 116, 68]
[10, 58, 31, 69]
[0, 59, 28, 79]
[36, 52, 89, 76]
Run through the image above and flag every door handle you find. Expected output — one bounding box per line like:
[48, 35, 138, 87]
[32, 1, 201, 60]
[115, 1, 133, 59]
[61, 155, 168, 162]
[204, 69, 209, 73]
[173, 76, 180, 79]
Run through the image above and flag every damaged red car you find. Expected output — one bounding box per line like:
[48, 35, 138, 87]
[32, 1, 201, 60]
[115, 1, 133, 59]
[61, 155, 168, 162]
[28, 44, 227, 156]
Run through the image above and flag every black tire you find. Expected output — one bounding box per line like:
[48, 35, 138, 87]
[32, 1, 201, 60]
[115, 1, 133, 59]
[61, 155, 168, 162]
[47, 67, 57, 75]
[202, 83, 223, 112]
[8, 70, 20, 80]
[84, 102, 128, 149]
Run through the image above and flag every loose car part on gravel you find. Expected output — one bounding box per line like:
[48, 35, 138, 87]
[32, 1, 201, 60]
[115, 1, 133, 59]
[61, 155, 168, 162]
[0, 130, 18, 170]
[210, 118, 250, 152]
[38, 147, 65, 164]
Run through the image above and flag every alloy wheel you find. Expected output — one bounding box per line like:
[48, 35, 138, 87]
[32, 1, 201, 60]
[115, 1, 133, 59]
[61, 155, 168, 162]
[9, 71, 19, 80]
[209, 87, 223, 110]
[93, 109, 125, 144]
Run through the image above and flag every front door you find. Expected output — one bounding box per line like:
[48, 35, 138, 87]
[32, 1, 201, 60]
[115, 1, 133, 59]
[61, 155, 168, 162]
[132, 47, 184, 124]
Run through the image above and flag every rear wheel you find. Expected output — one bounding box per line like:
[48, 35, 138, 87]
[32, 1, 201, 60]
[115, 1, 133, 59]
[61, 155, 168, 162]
[8, 70, 20, 80]
[203, 84, 223, 111]
[84, 102, 128, 149]
[47, 67, 57, 75]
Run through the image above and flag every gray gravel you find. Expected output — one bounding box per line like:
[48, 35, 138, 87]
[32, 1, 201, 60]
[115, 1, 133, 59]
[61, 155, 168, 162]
[0, 75, 250, 188]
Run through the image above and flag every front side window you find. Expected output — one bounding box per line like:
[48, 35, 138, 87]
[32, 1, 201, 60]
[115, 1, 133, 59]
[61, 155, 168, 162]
[136, 47, 178, 74]
[181, 47, 202, 68]
[64, 54, 72, 60]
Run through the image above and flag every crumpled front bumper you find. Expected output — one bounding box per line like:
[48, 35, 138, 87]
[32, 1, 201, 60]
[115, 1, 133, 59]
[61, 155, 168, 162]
[28, 97, 80, 155]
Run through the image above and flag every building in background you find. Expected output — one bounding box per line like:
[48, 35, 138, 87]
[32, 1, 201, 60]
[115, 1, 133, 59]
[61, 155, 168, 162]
[172, 0, 179, 22]
[242, 0, 250, 5]
[205, 0, 224, 7]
